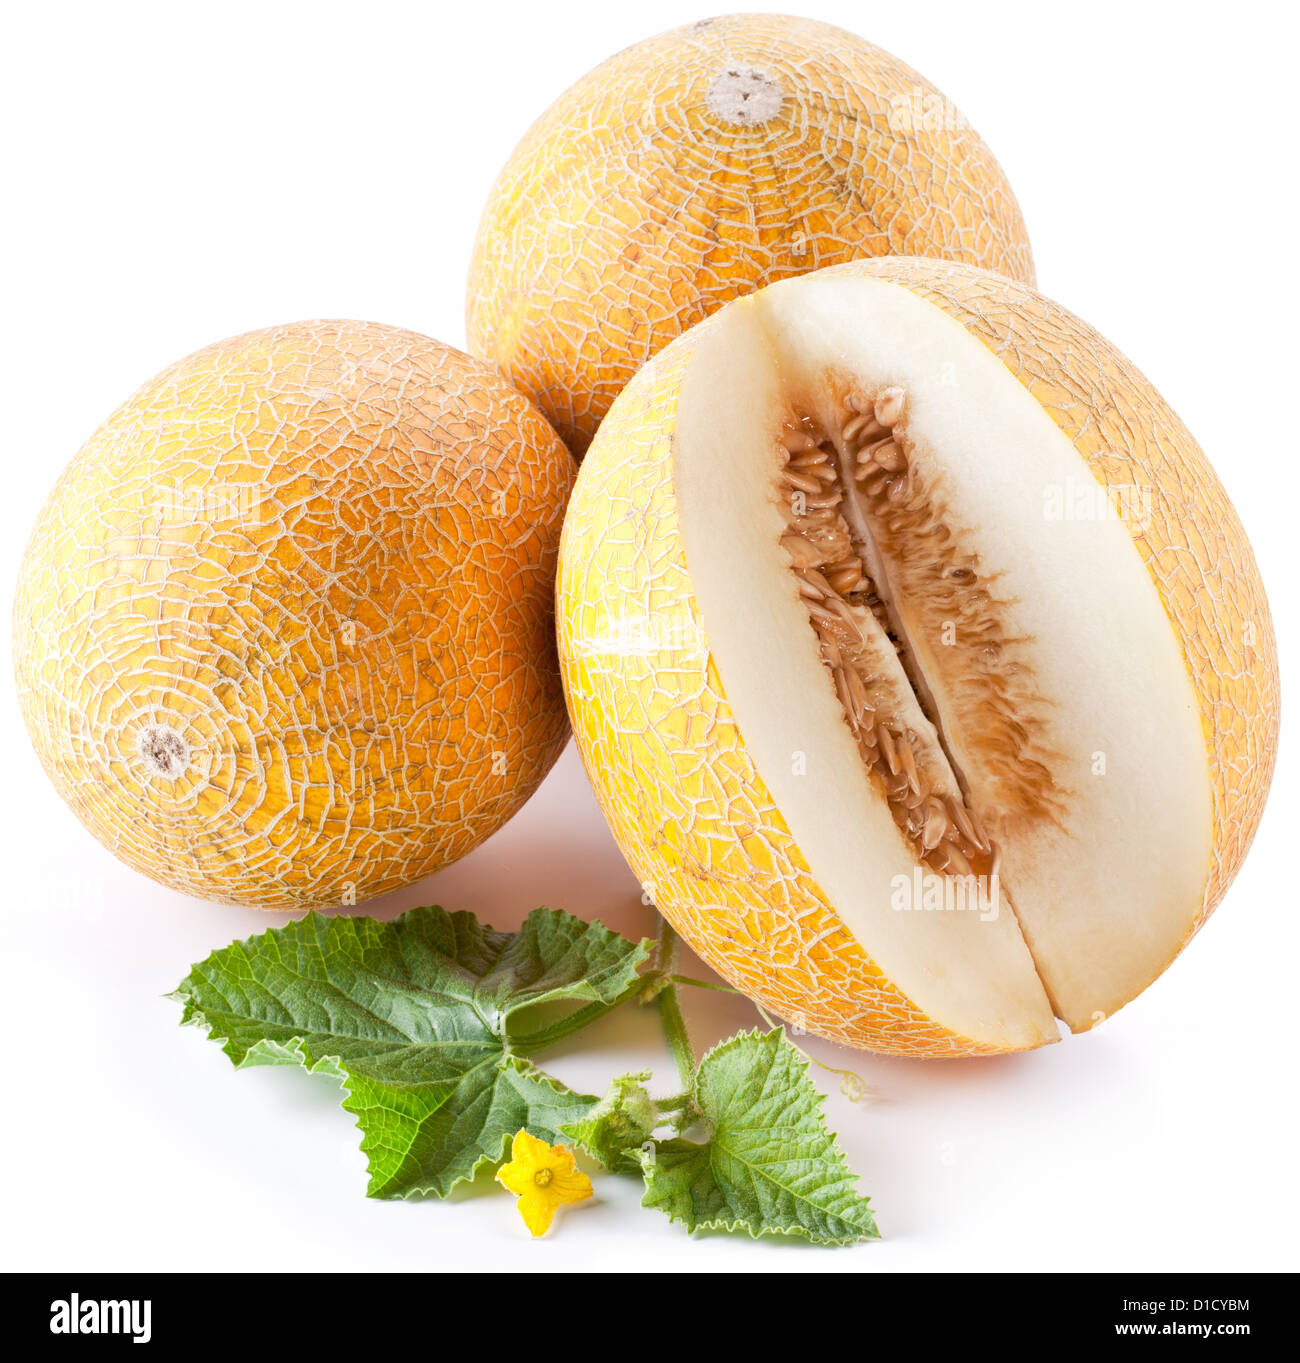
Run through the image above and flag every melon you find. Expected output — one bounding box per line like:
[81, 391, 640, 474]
[556, 258, 1279, 1055]
[467, 13, 1035, 456]
[14, 320, 575, 909]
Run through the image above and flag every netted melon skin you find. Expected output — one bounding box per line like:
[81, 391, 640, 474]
[557, 261, 1279, 1053]
[557, 324, 1005, 1057]
[14, 321, 575, 909]
[468, 13, 1035, 455]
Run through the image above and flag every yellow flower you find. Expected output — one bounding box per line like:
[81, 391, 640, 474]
[496, 1130, 593, 1237]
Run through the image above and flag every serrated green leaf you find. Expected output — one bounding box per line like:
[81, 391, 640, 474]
[172, 906, 649, 1198]
[558, 1070, 657, 1173]
[639, 1029, 879, 1246]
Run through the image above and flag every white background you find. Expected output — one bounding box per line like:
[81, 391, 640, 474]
[2, 1, 1296, 1273]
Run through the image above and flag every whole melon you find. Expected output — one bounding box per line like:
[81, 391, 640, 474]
[556, 258, 1279, 1055]
[467, 13, 1035, 455]
[14, 320, 575, 909]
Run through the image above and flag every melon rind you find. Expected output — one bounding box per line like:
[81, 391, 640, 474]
[14, 320, 576, 909]
[468, 13, 1035, 455]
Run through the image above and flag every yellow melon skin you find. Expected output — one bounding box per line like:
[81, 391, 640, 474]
[14, 320, 575, 909]
[556, 259, 1279, 1056]
[467, 13, 1035, 456]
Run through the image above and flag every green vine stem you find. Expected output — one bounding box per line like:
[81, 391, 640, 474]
[657, 981, 696, 1092]
[671, 973, 743, 994]
[648, 916, 701, 1125]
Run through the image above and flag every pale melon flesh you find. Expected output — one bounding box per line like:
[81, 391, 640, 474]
[672, 274, 1213, 1048]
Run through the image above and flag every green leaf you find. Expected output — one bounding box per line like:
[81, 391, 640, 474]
[638, 1029, 880, 1245]
[559, 1071, 657, 1173]
[172, 906, 650, 1198]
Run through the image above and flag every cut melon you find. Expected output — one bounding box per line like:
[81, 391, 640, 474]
[557, 259, 1279, 1054]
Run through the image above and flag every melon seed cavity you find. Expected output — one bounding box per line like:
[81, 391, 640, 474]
[777, 385, 1060, 878]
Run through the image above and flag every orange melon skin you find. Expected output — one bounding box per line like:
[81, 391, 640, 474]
[467, 13, 1035, 456]
[555, 259, 1279, 1056]
[13, 320, 576, 910]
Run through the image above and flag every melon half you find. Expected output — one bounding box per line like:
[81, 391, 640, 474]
[557, 258, 1279, 1055]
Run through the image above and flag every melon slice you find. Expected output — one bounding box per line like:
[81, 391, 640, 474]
[557, 259, 1279, 1055]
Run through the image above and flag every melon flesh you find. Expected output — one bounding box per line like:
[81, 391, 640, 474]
[672, 274, 1213, 1044]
